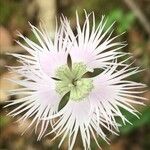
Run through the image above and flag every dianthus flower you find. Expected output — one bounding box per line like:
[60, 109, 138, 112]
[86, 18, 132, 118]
[5, 12, 146, 150]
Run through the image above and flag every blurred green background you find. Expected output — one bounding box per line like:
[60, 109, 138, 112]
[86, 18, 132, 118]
[0, 0, 150, 150]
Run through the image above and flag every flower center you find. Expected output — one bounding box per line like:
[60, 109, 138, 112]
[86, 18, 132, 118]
[55, 63, 93, 101]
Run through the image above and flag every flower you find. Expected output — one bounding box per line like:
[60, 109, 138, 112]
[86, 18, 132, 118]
[5, 22, 71, 140]
[5, 11, 146, 150]
[61, 11, 127, 72]
[45, 62, 146, 150]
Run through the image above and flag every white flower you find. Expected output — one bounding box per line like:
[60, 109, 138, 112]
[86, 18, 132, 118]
[5, 23, 71, 140]
[61, 11, 128, 72]
[45, 63, 146, 150]
[5, 11, 146, 150]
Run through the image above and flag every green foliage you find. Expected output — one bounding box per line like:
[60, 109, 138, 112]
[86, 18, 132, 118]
[107, 9, 135, 33]
[0, 0, 12, 25]
[0, 0, 26, 26]
[0, 115, 10, 128]
[0, 0, 16, 25]
[120, 106, 150, 135]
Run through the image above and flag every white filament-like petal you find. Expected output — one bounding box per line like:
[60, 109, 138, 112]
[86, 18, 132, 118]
[46, 99, 118, 150]
[61, 11, 127, 71]
[43, 63, 146, 150]
[4, 11, 147, 150]
[5, 66, 61, 139]
[13, 23, 71, 77]
[91, 64, 146, 125]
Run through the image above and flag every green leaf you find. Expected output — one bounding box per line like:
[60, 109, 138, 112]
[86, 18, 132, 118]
[107, 8, 135, 34]
[120, 107, 150, 135]
[58, 92, 70, 111]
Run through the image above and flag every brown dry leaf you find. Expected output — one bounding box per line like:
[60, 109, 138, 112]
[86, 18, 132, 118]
[111, 139, 127, 150]
[0, 26, 12, 48]
[0, 72, 20, 103]
[144, 90, 150, 105]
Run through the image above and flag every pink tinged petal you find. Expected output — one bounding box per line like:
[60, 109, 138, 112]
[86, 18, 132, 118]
[89, 92, 119, 130]
[69, 47, 97, 71]
[37, 88, 60, 108]
[45, 100, 92, 150]
[91, 64, 146, 127]
[16, 32, 43, 53]
[61, 11, 126, 71]
[13, 23, 71, 77]
[39, 51, 67, 77]
[45, 99, 117, 150]
[5, 73, 60, 139]
[62, 12, 127, 71]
